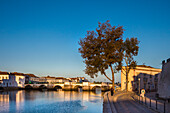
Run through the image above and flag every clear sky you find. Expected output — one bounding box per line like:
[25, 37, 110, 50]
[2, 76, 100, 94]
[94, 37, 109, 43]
[0, 0, 170, 82]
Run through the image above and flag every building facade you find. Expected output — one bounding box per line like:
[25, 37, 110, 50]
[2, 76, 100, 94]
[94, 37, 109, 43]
[0, 72, 25, 88]
[121, 65, 161, 91]
[0, 72, 9, 85]
[68, 77, 89, 83]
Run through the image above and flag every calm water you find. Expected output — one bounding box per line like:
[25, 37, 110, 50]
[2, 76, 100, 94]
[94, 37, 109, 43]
[0, 89, 103, 113]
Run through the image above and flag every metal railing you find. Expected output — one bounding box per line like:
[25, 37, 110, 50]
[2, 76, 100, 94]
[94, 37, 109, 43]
[132, 94, 166, 113]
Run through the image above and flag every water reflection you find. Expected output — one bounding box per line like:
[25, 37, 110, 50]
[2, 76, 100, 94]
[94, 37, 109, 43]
[0, 90, 103, 113]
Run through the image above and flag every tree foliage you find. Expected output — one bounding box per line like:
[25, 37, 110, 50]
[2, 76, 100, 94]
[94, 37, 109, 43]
[78, 20, 139, 91]
[79, 20, 124, 85]
[122, 37, 139, 91]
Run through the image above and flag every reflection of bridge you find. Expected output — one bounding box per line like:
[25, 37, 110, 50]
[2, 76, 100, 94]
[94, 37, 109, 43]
[25, 82, 112, 91]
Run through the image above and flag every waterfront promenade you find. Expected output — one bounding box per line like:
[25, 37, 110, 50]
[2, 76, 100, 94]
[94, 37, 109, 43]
[103, 91, 156, 113]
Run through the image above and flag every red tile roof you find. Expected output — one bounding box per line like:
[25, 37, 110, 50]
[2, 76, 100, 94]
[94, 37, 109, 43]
[25, 74, 37, 77]
[0, 71, 9, 75]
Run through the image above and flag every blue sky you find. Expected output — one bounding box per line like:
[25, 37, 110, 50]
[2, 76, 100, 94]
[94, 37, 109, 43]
[0, 0, 170, 82]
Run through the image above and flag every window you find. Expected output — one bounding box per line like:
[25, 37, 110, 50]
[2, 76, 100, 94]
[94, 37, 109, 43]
[144, 83, 146, 89]
[150, 75, 152, 78]
[2, 77, 4, 79]
[6, 77, 7, 79]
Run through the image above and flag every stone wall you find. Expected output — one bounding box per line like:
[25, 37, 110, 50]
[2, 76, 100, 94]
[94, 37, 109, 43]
[158, 59, 170, 99]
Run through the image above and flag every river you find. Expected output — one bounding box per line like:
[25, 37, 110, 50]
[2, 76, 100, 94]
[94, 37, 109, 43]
[0, 89, 103, 113]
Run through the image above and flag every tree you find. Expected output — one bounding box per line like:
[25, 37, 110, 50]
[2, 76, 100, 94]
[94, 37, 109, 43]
[121, 38, 139, 91]
[78, 21, 124, 92]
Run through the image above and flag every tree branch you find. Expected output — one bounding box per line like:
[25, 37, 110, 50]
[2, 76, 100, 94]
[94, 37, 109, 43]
[103, 72, 112, 82]
[121, 69, 126, 76]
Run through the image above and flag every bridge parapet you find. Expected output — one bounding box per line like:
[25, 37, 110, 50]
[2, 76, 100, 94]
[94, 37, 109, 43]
[24, 82, 112, 91]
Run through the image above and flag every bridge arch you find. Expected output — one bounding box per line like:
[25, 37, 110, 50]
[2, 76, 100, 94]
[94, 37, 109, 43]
[92, 86, 101, 91]
[25, 85, 33, 89]
[74, 85, 82, 91]
[54, 85, 62, 90]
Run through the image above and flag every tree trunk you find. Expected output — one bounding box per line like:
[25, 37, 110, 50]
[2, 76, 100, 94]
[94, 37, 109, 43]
[110, 65, 115, 92]
[126, 71, 128, 92]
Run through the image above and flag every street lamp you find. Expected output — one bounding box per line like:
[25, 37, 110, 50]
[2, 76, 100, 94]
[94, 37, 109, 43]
[138, 78, 140, 95]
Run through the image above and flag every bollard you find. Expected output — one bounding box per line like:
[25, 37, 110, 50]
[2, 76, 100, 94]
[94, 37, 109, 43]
[164, 102, 165, 113]
[150, 98, 151, 107]
[156, 100, 157, 110]
[145, 97, 146, 105]
[139, 96, 140, 103]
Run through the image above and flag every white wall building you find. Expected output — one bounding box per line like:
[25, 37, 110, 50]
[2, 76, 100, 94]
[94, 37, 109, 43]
[0, 72, 9, 85]
[0, 72, 25, 88]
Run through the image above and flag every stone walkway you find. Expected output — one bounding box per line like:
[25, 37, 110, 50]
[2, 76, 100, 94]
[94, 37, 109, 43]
[103, 91, 156, 113]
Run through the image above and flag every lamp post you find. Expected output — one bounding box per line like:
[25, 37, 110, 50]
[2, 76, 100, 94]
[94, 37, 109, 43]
[138, 78, 140, 95]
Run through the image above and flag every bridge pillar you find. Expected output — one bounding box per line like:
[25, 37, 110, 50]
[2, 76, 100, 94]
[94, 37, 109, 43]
[83, 86, 90, 91]
[82, 82, 90, 91]
[63, 82, 72, 90]
[63, 85, 72, 91]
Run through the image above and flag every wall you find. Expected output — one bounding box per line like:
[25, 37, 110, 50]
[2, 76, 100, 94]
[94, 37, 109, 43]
[158, 60, 170, 99]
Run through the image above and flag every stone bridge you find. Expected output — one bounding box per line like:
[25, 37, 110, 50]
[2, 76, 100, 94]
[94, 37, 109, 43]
[25, 82, 112, 91]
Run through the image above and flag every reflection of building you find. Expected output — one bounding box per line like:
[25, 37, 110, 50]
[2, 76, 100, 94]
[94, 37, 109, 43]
[0, 90, 25, 113]
[0, 92, 9, 102]
[121, 65, 161, 91]
[0, 72, 25, 88]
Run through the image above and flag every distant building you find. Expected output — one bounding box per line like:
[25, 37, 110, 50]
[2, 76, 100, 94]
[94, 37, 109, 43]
[55, 77, 69, 83]
[41, 76, 69, 84]
[68, 77, 89, 83]
[24, 74, 38, 84]
[0, 71, 9, 85]
[1, 72, 25, 88]
[121, 65, 161, 91]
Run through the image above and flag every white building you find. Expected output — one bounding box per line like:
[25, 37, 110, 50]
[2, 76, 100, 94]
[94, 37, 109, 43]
[41, 76, 69, 84]
[0, 72, 25, 88]
[68, 77, 89, 83]
[0, 72, 9, 85]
